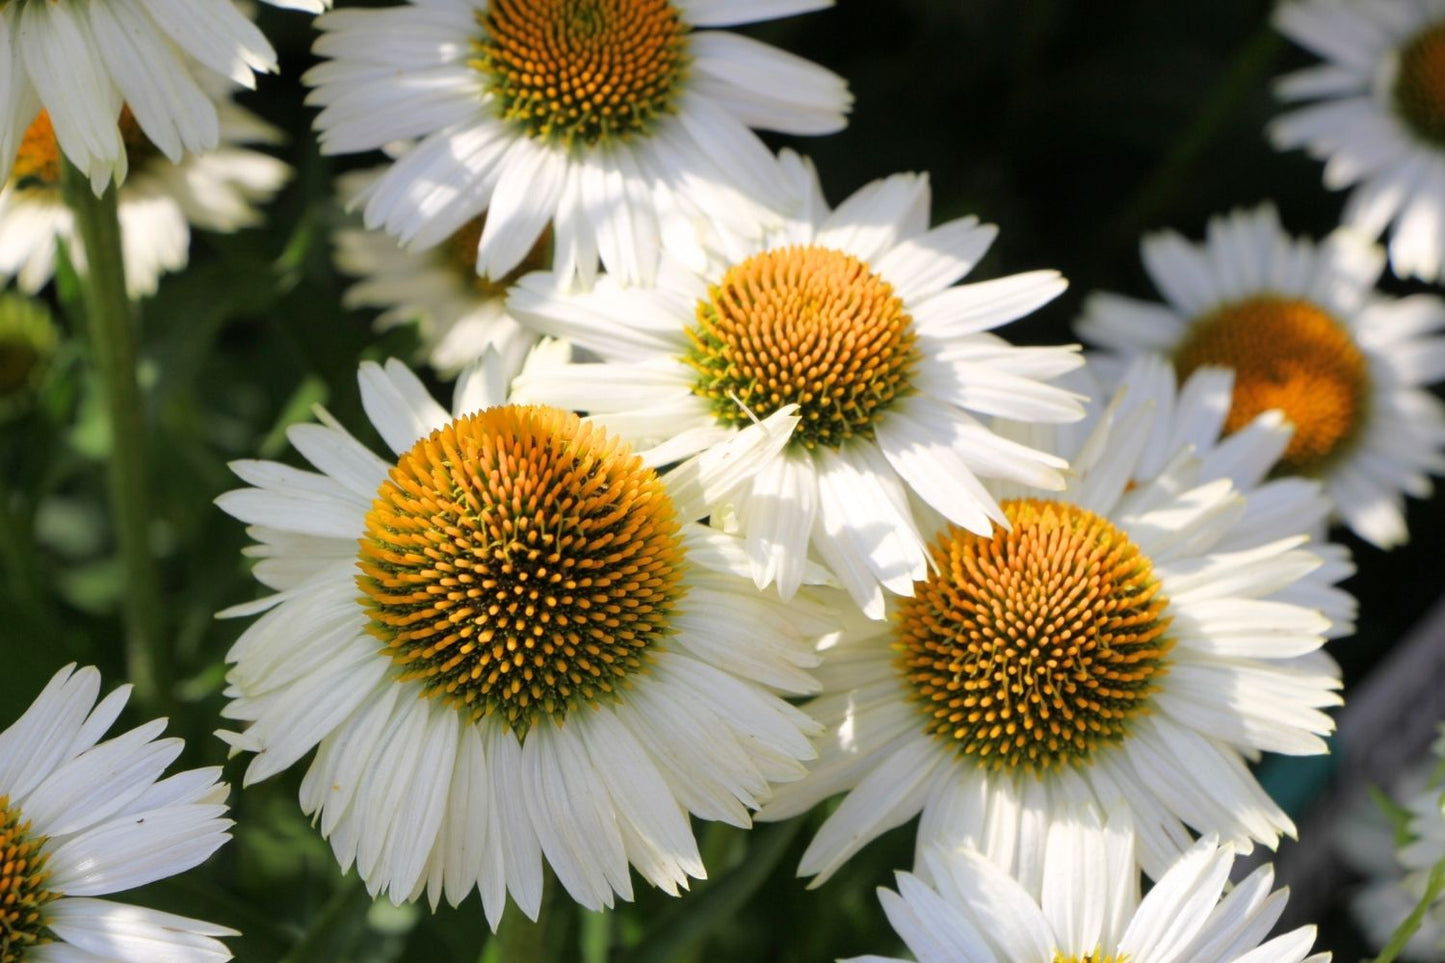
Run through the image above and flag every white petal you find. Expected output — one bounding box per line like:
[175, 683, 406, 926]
[357, 358, 451, 454]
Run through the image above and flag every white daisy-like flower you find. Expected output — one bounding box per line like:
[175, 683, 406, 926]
[848, 809, 1327, 963]
[757, 368, 1344, 889]
[333, 167, 541, 377]
[0, 0, 275, 194]
[509, 152, 1085, 619]
[0, 663, 236, 962]
[1073, 353, 1357, 642]
[305, 0, 852, 287]
[214, 355, 831, 925]
[1076, 204, 1445, 549]
[0, 92, 289, 299]
[1271, 0, 1445, 282]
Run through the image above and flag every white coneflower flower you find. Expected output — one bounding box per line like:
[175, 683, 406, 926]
[758, 371, 1343, 889]
[1074, 353, 1357, 642]
[0, 664, 236, 961]
[848, 809, 1327, 963]
[1077, 204, 1445, 549]
[510, 152, 1084, 619]
[1272, 0, 1445, 282]
[305, 0, 851, 286]
[0, 92, 288, 299]
[333, 167, 542, 377]
[214, 355, 830, 925]
[0, 0, 275, 194]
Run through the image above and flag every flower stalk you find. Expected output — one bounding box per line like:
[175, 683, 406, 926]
[58, 158, 165, 709]
[1371, 856, 1445, 963]
[491, 869, 559, 963]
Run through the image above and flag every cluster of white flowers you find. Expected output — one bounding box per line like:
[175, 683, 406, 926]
[7, 0, 1445, 958]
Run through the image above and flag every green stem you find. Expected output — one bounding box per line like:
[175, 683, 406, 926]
[1370, 857, 1445, 963]
[58, 158, 164, 709]
[488, 869, 559, 963]
[579, 909, 612, 963]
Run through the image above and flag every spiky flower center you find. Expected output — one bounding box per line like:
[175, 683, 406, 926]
[1395, 20, 1445, 146]
[473, 0, 688, 147]
[894, 499, 1172, 773]
[441, 216, 552, 298]
[1175, 295, 1369, 475]
[684, 245, 919, 451]
[1054, 954, 1128, 963]
[0, 797, 55, 963]
[357, 404, 686, 733]
[10, 108, 156, 188]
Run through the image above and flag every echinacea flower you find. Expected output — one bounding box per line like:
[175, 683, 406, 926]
[510, 152, 1084, 618]
[848, 809, 1327, 963]
[1272, 0, 1445, 282]
[1074, 353, 1356, 643]
[305, 0, 851, 286]
[1077, 204, 1445, 549]
[333, 167, 541, 376]
[0, 664, 235, 961]
[215, 355, 830, 926]
[758, 366, 1343, 888]
[0, 89, 289, 298]
[0, 0, 275, 193]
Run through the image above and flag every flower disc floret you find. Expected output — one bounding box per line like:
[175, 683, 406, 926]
[357, 404, 687, 733]
[0, 797, 55, 963]
[894, 498, 1172, 773]
[1054, 955, 1128, 963]
[10, 108, 158, 189]
[684, 245, 919, 451]
[1395, 20, 1445, 146]
[473, 0, 689, 147]
[1175, 295, 1369, 475]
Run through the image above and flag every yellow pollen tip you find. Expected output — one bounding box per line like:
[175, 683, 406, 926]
[1395, 20, 1445, 145]
[684, 244, 919, 451]
[356, 404, 687, 732]
[1176, 295, 1369, 475]
[894, 499, 1172, 773]
[11, 107, 155, 188]
[0, 796, 56, 963]
[473, 0, 688, 147]
[1054, 953, 1130, 963]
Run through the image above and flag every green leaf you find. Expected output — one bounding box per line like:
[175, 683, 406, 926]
[1369, 784, 1419, 850]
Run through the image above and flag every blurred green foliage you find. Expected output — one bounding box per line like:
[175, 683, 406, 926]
[0, 0, 1440, 959]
